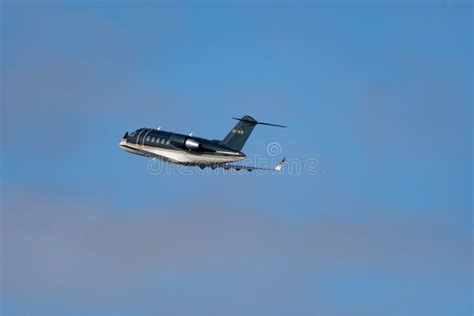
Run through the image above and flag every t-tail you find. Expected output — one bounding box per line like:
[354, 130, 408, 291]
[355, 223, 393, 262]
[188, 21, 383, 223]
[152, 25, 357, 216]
[222, 115, 286, 151]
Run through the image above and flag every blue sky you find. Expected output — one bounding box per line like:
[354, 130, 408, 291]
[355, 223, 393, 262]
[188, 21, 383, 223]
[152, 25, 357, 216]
[1, 2, 472, 315]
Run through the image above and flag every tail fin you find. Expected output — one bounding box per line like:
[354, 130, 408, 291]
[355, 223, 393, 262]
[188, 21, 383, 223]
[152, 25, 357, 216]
[222, 115, 286, 151]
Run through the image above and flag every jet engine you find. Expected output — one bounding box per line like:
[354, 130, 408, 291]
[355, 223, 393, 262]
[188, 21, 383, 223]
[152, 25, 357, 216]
[184, 138, 200, 150]
[170, 134, 210, 151]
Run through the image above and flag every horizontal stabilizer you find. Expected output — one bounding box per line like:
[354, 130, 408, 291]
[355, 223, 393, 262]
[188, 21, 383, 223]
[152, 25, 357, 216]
[231, 117, 287, 128]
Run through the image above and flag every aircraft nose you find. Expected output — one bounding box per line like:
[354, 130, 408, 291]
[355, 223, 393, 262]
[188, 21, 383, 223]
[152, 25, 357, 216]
[119, 132, 128, 147]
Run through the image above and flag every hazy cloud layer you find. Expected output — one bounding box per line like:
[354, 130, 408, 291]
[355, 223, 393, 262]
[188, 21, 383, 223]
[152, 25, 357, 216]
[2, 189, 471, 315]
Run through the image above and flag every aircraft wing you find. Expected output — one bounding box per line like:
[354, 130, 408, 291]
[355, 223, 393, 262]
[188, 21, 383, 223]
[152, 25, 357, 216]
[217, 157, 286, 172]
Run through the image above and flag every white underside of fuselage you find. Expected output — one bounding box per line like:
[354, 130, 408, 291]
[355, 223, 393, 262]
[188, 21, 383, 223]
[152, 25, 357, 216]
[119, 139, 244, 165]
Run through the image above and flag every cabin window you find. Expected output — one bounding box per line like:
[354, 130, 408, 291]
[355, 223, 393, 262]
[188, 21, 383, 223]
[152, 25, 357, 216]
[146, 136, 150, 142]
[161, 139, 166, 144]
[156, 138, 160, 143]
[166, 139, 170, 145]
[151, 137, 155, 142]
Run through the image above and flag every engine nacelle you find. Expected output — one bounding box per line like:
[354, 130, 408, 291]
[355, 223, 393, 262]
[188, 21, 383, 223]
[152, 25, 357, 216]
[184, 138, 200, 150]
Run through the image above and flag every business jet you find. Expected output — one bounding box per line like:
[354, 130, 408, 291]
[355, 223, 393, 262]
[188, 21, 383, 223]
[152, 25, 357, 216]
[119, 115, 286, 172]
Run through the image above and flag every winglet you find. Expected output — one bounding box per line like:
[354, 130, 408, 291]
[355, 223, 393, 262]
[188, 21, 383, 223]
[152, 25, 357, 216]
[275, 157, 286, 172]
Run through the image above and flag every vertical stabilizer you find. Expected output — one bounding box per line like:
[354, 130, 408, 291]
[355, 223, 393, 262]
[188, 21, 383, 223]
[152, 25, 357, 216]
[222, 115, 258, 151]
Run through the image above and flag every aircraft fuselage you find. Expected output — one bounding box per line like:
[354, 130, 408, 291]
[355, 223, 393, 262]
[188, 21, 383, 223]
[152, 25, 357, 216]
[119, 128, 245, 165]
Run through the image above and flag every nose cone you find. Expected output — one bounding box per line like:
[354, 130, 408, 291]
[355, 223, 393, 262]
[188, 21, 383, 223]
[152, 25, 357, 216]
[119, 132, 128, 147]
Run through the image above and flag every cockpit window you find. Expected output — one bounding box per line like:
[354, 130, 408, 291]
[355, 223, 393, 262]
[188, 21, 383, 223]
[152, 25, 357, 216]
[129, 131, 136, 137]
